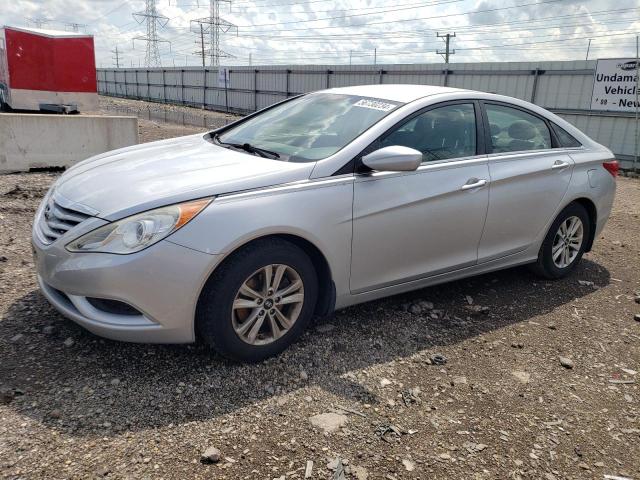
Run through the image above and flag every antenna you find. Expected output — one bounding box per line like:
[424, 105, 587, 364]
[132, 0, 171, 67]
[190, 0, 237, 66]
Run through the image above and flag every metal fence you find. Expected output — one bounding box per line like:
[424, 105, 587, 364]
[97, 60, 639, 169]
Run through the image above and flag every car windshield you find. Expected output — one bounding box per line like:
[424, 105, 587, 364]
[215, 93, 403, 162]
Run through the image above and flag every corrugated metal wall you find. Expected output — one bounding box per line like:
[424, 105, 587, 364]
[97, 60, 638, 168]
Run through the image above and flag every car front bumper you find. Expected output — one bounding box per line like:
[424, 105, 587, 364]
[33, 233, 220, 344]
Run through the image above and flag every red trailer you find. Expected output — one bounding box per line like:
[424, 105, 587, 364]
[0, 26, 98, 112]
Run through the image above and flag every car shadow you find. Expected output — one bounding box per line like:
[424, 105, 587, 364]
[0, 258, 609, 437]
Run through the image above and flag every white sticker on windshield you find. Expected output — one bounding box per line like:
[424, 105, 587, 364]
[353, 98, 396, 112]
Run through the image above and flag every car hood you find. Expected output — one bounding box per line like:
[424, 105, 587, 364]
[54, 134, 316, 220]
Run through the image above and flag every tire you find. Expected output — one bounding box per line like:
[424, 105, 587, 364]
[196, 238, 318, 362]
[530, 202, 591, 279]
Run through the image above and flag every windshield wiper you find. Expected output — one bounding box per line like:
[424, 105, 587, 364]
[213, 133, 280, 159]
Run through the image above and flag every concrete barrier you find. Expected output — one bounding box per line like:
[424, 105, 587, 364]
[0, 113, 138, 173]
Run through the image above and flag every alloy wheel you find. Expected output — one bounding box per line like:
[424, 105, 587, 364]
[551, 216, 584, 268]
[231, 264, 304, 345]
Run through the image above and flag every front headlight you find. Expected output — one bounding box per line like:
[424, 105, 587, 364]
[66, 198, 212, 254]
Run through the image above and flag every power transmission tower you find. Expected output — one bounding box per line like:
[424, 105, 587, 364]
[190, 0, 237, 67]
[26, 17, 51, 28]
[65, 22, 87, 32]
[112, 46, 121, 68]
[436, 32, 456, 63]
[132, 0, 170, 67]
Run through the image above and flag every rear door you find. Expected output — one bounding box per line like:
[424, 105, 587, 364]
[477, 102, 574, 262]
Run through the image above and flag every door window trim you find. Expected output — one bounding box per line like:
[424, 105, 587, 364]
[352, 99, 487, 174]
[479, 100, 565, 155]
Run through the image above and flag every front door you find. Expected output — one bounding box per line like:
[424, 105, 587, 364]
[350, 102, 490, 293]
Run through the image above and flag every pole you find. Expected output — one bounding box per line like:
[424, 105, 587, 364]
[349, 50, 352, 66]
[585, 39, 592, 61]
[249, 53, 252, 66]
[374, 48, 377, 66]
[202, 68, 207, 109]
[112, 46, 121, 68]
[224, 68, 229, 113]
[634, 35, 639, 173]
[437, 32, 456, 63]
[200, 24, 206, 67]
[445, 34, 450, 63]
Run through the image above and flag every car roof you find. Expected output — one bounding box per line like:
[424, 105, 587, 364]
[322, 84, 467, 103]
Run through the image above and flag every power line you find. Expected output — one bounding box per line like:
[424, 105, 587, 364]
[135, 4, 639, 48]
[234, 0, 467, 28]
[237, 0, 566, 31]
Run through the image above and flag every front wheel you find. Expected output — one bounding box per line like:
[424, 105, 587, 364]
[196, 238, 318, 362]
[530, 203, 590, 279]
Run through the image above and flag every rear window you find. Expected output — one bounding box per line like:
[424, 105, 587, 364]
[551, 123, 582, 148]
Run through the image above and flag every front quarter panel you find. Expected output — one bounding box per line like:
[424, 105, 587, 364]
[167, 177, 355, 306]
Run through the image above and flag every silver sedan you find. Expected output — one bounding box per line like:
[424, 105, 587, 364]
[32, 84, 617, 361]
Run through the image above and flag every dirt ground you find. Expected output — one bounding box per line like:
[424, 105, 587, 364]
[1, 101, 639, 480]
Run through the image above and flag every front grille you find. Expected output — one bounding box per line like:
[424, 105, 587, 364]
[38, 197, 91, 244]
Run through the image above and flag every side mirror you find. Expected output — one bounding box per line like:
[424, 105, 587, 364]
[361, 145, 422, 172]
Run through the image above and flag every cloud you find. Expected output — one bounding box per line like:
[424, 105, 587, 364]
[0, 0, 638, 67]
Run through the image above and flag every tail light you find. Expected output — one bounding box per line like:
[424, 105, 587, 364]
[603, 160, 619, 177]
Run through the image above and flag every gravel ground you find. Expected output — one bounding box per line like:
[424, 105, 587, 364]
[1, 114, 639, 479]
[94, 96, 241, 143]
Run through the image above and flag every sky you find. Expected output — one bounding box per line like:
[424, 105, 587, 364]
[1, 0, 639, 68]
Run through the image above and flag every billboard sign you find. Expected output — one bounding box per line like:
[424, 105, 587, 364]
[591, 58, 639, 112]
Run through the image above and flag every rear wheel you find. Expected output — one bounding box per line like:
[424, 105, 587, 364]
[196, 238, 318, 362]
[530, 203, 590, 279]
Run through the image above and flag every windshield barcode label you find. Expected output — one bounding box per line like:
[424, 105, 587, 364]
[353, 99, 396, 111]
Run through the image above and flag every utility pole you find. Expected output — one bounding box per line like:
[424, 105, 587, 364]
[132, 0, 171, 67]
[437, 32, 456, 63]
[190, 0, 237, 67]
[198, 23, 206, 67]
[65, 22, 87, 33]
[585, 39, 592, 61]
[26, 17, 50, 28]
[249, 52, 252, 66]
[374, 48, 377, 66]
[111, 45, 121, 68]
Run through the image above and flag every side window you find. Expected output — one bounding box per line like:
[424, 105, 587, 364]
[380, 103, 477, 162]
[551, 123, 582, 148]
[485, 104, 552, 153]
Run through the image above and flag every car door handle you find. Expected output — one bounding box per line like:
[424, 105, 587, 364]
[551, 160, 571, 170]
[461, 178, 488, 190]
